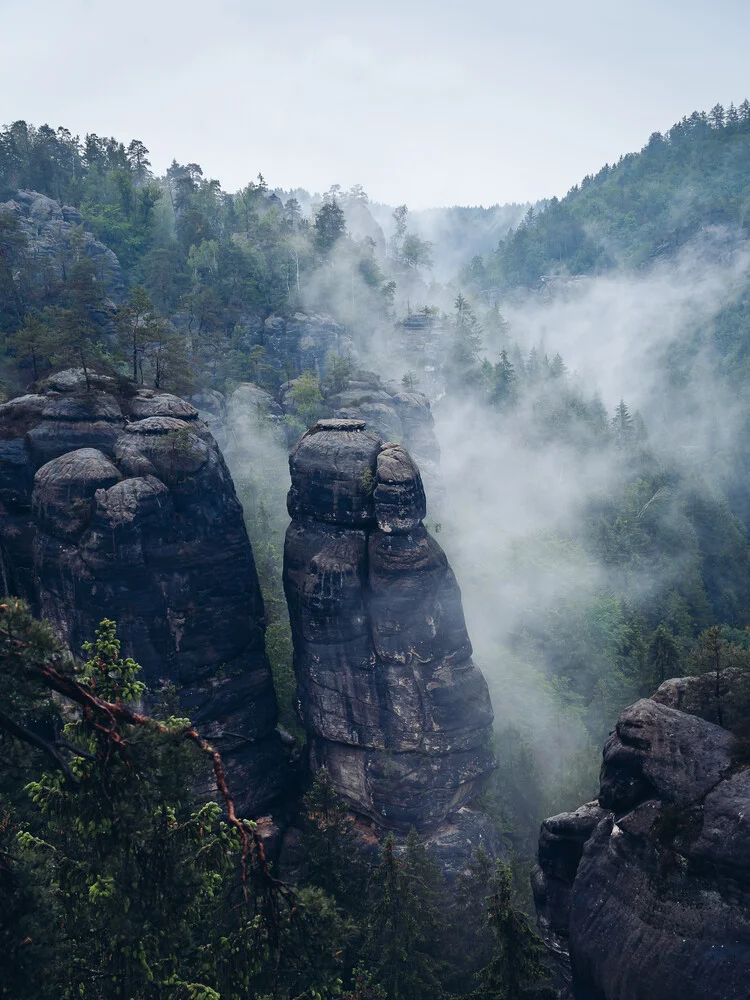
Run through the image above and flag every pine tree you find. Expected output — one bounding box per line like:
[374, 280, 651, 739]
[0, 604, 285, 1000]
[51, 254, 110, 390]
[314, 200, 346, 255]
[300, 767, 368, 914]
[648, 624, 681, 685]
[449, 294, 484, 390]
[116, 284, 155, 382]
[9, 311, 53, 382]
[611, 398, 634, 447]
[367, 830, 449, 1000]
[490, 350, 517, 410]
[470, 861, 552, 999]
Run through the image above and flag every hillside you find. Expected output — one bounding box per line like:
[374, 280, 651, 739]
[469, 101, 750, 291]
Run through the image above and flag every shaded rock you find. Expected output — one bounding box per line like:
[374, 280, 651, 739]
[0, 395, 52, 438]
[261, 312, 357, 374]
[652, 669, 750, 731]
[25, 392, 124, 465]
[284, 420, 494, 832]
[373, 443, 426, 533]
[0, 371, 287, 815]
[532, 801, 607, 961]
[598, 698, 733, 812]
[534, 696, 750, 1000]
[117, 418, 212, 493]
[286, 419, 381, 526]
[0, 191, 123, 299]
[32, 449, 122, 538]
[190, 388, 228, 450]
[38, 369, 117, 394]
[127, 392, 199, 422]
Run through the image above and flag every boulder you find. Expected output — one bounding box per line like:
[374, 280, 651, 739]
[0, 191, 123, 299]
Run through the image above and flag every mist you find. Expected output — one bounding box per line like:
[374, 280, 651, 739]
[426, 229, 750, 799]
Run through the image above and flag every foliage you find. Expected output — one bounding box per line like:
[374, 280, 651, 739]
[469, 861, 554, 1000]
[0, 603, 321, 1000]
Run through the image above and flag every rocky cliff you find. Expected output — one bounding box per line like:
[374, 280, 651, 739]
[281, 367, 440, 469]
[0, 190, 124, 300]
[260, 313, 357, 375]
[533, 694, 750, 1000]
[282, 418, 494, 831]
[0, 369, 285, 813]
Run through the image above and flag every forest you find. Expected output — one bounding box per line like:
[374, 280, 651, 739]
[3, 103, 750, 997]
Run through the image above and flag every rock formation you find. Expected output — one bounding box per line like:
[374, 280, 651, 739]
[533, 695, 750, 1000]
[280, 368, 440, 472]
[283, 418, 494, 831]
[260, 313, 357, 375]
[0, 190, 124, 299]
[0, 369, 285, 813]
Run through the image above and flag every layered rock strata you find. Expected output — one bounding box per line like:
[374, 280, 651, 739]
[283, 418, 494, 831]
[533, 696, 750, 1000]
[0, 370, 285, 812]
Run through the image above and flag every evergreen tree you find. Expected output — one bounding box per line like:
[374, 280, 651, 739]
[490, 350, 517, 410]
[611, 398, 634, 447]
[449, 294, 484, 390]
[50, 255, 110, 389]
[8, 311, 52, 382]
[367, 830, 449, 1000]
[0, 603, 288, 1000]
[314, 200, 346, 255]
[648, 624, 681, 686]
[300, 768, 368, 915]
[116, 284, 155, 382]
[470, 861, 552, 1000]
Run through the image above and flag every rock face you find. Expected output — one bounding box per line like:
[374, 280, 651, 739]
[0, 190, 124, 299]
[0, 370, 285, 813]
[533, 696, 750, 1000]
[283, 419, 494, 831]
[261, 313, 357, 375]
[281, 368, 440, 468]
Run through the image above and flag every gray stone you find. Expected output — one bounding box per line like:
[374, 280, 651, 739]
[535, 696, 750, 1000]
[0, 372, 287, 815]
[0, 192, 123, 299]
[283, 420, 494, 832]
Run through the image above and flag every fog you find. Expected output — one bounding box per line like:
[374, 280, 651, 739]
[222, 183, 750, 809]
[429, 229, 750, 786]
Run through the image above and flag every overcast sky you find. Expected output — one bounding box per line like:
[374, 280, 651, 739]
[4, 0, 749, 209]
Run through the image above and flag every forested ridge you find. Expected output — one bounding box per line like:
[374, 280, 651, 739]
[463, 100, 750, 291]
[3, 104, 750, 998]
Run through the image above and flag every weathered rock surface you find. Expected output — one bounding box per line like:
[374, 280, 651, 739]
[0, 190, 124, 299]
[283, 419, 494, 831]
[652, 669, 749, 731]
[261, 312, 357, 375]
[189, 389, 229, 450]
[280, 368, 441, 472]
[533, 696, 750, 1000]
[0, 370, 286, 813]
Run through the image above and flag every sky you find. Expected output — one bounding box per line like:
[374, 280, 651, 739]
[4, 0, 750, 209]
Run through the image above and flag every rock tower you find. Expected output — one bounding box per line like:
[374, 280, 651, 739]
[283, 418, 494, 831]
[0, 370, 285, 813]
